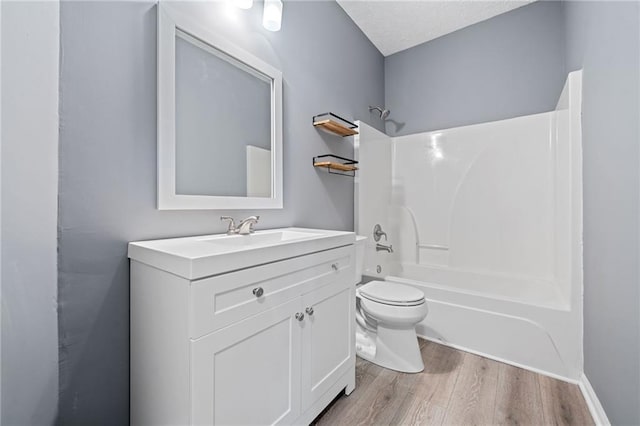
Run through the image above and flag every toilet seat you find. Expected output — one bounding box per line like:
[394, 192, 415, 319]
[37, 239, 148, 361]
[358, 281, 425, 307]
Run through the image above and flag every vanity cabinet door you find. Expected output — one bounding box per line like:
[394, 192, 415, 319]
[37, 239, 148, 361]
[300, 281, 354, 411]
[191, 298, 302, 425]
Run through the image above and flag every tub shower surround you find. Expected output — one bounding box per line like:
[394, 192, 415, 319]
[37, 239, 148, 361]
[355, 71, 583, 380]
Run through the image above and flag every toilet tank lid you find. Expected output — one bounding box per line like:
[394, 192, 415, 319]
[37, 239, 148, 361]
[359, 280, 425, 304]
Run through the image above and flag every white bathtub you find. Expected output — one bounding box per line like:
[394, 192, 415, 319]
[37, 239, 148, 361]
[385, 263, 580, 380]
[399, 262, 568, 310]
[355, 71, 584, 381]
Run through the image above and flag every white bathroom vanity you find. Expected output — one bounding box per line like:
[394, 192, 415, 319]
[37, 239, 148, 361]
[129, 228, 356, 425]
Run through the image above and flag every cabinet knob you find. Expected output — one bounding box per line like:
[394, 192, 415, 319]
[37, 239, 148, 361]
[252, 287, 264, 298]
[295, 312, 305, 321]
[305, 307, 314, 316]
[331, 263, 339, 271]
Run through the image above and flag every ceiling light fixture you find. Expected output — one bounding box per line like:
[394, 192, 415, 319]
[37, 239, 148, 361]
[263, 0, 283, 32]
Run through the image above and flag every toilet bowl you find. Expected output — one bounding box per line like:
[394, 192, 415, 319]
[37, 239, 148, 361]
[355, 281, 428, 373]
[353, 235, 427, 373]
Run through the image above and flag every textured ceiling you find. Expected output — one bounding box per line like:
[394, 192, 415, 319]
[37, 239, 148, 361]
[336, 0, 537, 56]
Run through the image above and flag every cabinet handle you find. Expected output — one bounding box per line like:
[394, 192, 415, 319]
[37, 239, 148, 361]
[331, 263, 339, 271]
[252, 287, 264, 298]
[295, 312, 305, 321]
[305, 307, 314, 316]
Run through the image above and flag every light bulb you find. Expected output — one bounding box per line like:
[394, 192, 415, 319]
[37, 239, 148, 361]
[262, 0, 283, 32]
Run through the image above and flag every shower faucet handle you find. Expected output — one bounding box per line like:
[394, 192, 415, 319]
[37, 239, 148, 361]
[373, 224, 387, 242]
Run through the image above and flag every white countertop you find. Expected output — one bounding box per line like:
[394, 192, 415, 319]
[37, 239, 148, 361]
[128, 227, 355, 280]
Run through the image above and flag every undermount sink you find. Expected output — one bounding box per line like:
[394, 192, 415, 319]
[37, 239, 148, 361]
[197, 229, 318, 248]
[128, 227, 355, 280]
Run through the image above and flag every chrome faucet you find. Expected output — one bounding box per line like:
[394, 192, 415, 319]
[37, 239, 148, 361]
[376, 243, 393, 253]
[237, 215, 260, 235]
[220, 215, 260, 235]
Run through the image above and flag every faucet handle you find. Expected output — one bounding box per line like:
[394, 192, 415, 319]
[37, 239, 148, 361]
[373, 224, 387, 242]
[220, 215, 235, 224]
[220, 216, 236, 234]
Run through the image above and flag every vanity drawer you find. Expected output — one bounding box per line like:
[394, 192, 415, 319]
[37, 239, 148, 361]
[190, 245, 354, 338]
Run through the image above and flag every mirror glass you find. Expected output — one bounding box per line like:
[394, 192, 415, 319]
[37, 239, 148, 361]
[175, 30, 272, 198]
[158, 3, 283, 210]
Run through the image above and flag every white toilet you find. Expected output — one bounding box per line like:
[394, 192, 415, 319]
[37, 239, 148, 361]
[354, 237, 428, 373]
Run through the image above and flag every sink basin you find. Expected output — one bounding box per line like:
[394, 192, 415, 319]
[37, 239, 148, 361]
[128, 227, 355, 279]
[197, 230, 317, 248]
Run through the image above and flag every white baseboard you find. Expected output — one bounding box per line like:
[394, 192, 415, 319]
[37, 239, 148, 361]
[578, 373, 611, 426]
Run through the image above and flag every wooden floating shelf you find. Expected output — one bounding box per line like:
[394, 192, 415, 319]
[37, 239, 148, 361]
[313, 154, 358, 177]
[313, 120, 359, 137]
[313, 161, 359, 172]
[313, 112, 359, 137]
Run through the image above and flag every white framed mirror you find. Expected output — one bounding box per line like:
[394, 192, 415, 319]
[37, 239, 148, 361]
[157, 2, 283, 210]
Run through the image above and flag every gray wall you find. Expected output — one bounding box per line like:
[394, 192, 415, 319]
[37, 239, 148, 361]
[564, 2, 640, 424]
[57, 1, 383, 424]
[384, 0, 566, 136]
[1, 1, 60, 425]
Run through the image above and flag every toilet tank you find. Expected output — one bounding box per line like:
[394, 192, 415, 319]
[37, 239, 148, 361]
[355, 235, 367, 284]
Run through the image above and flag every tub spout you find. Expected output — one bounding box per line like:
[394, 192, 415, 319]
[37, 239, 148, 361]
[376, 243, 393, 253]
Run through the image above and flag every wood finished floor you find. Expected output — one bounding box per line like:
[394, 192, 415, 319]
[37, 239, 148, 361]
[314, 339, 594, 426]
